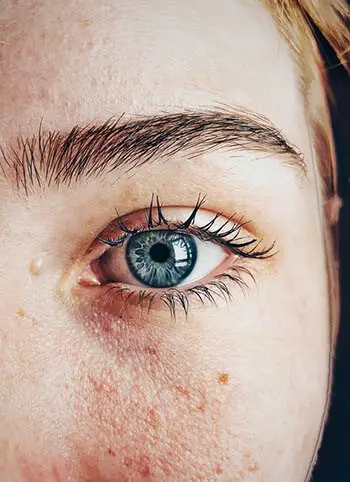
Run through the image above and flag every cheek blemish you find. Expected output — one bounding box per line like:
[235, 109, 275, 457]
[122, 455, 151, 478]
[15, 309, 40, 327]
[16, 308, 25, 318]
[217, 373, 229, 385]
[29, 256, 44, 276]
[87, 375, 114, 396]
[197, 390, 206, 412]
[107, 448, 116, 457]
[175, 385, 190, 400]
[146, 407, 160, 428]
[248, 461, 259, 473]
[215, 464, 223, 474]
[244, 453, 259, 473]
[144, 345, 158, 357]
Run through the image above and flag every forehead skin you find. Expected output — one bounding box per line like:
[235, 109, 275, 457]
[0, 1, 330, 482]
[0, 0, 311, 161]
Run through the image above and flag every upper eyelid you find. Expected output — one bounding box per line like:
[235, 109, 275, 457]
[99, 197, 243, 240]
[97, 203, 274, 259]
[0, 108, 307, 196]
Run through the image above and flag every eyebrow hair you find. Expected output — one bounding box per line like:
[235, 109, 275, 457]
[0, 108, 306, 195]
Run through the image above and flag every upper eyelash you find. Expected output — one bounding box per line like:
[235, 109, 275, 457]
[92, 194, 276, 319]
[97, 193, 275, 259]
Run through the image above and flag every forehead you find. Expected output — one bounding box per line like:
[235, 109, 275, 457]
[0, 0, 311, 161]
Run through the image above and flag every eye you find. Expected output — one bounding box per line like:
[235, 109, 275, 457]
[78, 195, 274, 317]
[94, 228, 227, 289]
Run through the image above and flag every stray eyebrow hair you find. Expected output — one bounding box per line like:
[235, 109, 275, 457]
[0, 108, 306, 195]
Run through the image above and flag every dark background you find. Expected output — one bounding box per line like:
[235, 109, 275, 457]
[312, 34, 350, 482]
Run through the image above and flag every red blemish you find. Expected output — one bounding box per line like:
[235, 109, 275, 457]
[122, 455, 151, 478]
[144, 346, 158, 356]
[88, 375, 113, 395]
[147, 407, 159, 428]
[51, 464, 62, 482]
[123, 456, 132, 469]
[160, 462, 172, 475]
[139, 456, 151, 478]
[175, 385, 190, 399]
[107, 448, 116, 457]
[215, 464, 223, 474]
[15, 447, 66, 482]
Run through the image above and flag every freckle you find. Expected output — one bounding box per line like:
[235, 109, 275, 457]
[147, 407, 159, 428]
[217, 373, 229, 385]
[248, 461, 259, 472]
[82, 20, 90, 28]
[144, 346, 157, 356]
[197, 395, 206, 412]
[17, 308, 25, 318]
[107, 448, 116, 457]
[29, 257, 44, 276]
[215, 464, 223, 474]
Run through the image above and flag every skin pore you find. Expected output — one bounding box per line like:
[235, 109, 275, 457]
[0, 1, 332, 481]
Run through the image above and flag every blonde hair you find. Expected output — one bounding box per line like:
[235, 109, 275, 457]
[263, 0, 349, 198]
[263, 2, 349, 474]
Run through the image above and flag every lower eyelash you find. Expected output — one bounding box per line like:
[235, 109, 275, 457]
[101, 263, 254, 320]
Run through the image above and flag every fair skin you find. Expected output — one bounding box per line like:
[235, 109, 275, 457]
[0, 1, 331, 481]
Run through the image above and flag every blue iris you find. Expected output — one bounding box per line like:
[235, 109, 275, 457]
[126, 230, 197, 288]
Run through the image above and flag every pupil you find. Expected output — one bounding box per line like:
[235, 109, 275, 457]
[149, 242, 170, 263]
[125, 230, 197, 288]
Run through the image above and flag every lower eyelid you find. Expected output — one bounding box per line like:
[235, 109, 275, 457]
[77, 259, 254, 323]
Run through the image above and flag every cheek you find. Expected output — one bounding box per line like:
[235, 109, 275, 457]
[66, 319, 247, 481]
[11, 450, 69, 482]
[0, 261, 329, 482]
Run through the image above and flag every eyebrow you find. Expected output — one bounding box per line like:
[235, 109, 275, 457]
[0, 108, 306, 195]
